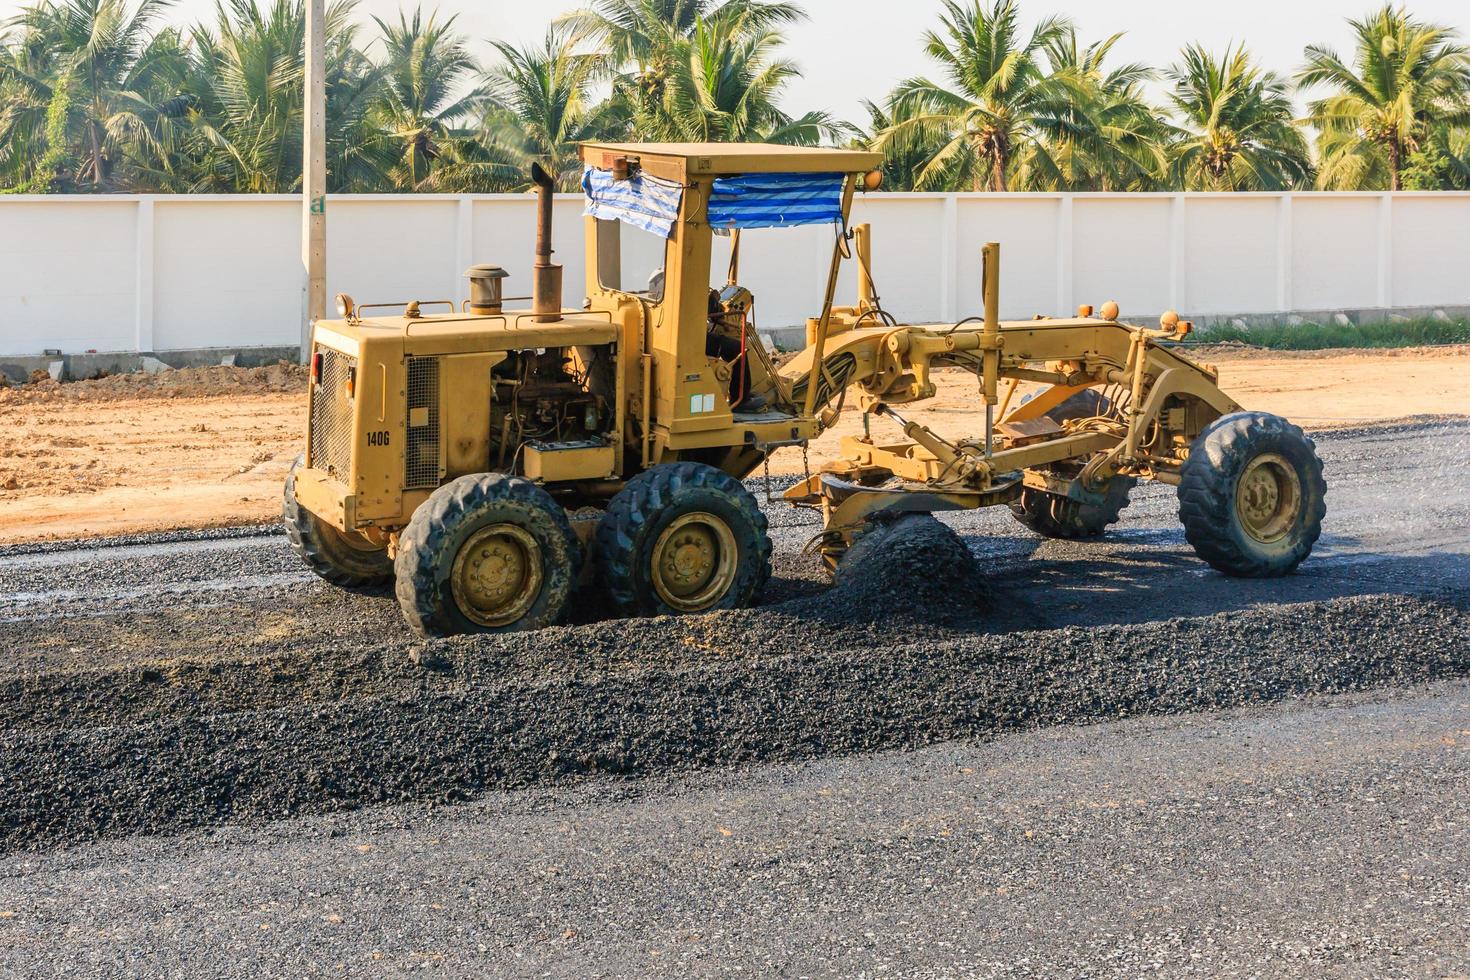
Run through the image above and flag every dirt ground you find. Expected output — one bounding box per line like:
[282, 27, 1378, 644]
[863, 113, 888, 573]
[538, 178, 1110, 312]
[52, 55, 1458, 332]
[1, 347, 1465, 544]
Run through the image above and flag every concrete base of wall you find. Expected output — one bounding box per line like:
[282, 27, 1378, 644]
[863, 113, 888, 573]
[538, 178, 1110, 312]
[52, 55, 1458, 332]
[1188, 305, 1470, 330]
[0, 346, 301, 384]
[4, 303, 1465, 380]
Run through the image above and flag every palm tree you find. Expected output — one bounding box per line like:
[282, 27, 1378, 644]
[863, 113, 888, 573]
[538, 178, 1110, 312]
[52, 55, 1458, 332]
[1299, 5, 1470, 191]
[1012, 26, 1169, 191]
[102, 0, 393, 193]
[1, 0, 183, 189]
[172, 0, 390, 193]
[101, 26, 206, 191]
[858, 98, 955, 191]
[1165, 44, 1311, 191]
[560, 0, 801, 129]
[473, 24, 611, 191]
[0, 22, 60, 188]
[323, 16, 392, 192]
[369, 7, 479, 189]
[184, 0, 310, 192]
[652, 13, 841, 144]
[1402, 124, 1470, 189]
[873, 0, 1071, 191]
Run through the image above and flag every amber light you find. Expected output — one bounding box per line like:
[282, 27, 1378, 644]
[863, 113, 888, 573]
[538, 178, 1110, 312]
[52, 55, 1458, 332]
[310, 351, 323, 385]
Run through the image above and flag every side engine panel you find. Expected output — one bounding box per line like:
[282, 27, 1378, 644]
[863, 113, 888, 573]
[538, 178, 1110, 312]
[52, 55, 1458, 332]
[305, 322, 622, 532]
[306, 331, 409, 525]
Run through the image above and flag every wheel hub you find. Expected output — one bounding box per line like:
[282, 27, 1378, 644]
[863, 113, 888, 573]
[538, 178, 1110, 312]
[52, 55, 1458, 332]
[651, 512, 738, 612]
[451, 523, 543, 627]
[1235, 453, 1301, 543]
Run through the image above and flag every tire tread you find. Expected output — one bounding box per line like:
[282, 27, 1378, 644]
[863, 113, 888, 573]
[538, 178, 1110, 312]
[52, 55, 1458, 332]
[595, 462, 771, 615]
[1178, 411, 1326, 577]
[395, 473, 580, 636]
[1010, 477, 1136, 540]
[282, 454, 393, 589]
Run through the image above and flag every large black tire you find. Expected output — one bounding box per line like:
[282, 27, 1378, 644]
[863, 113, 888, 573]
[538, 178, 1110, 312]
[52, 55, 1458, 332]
[1178, 411, 1326, 577]
[282, 454, 393, 588]
[395, 473, 581, 637]
[1009, 476, 1136, 540]
[596, 462, 771, 617]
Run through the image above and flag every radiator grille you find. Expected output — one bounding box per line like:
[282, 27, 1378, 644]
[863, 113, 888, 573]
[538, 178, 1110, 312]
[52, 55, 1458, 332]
[309, 347, 356, 479]
[405, 355, 441, 488]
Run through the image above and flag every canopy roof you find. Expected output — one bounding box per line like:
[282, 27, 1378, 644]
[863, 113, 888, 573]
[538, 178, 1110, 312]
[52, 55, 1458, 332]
[579, 142, 883, 177]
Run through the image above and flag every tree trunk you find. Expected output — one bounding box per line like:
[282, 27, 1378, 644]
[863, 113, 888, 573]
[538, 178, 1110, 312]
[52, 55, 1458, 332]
[1388, 140, 1402, 192]
[89, 121, 104, 186]
[991, 128, 1011, 192]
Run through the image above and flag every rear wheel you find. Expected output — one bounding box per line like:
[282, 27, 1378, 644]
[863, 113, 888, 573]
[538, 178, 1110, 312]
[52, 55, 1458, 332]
[1010, 476, 1135, 540]
[1178, 411, 1326, 577]
[283, 454, 392, 588]
[596, 462, 771, 617]
[395, 473, 580, 636]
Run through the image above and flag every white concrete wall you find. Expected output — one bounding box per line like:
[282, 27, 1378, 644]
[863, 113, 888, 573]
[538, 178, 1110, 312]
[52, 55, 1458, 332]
[1, 191, 1467, 357]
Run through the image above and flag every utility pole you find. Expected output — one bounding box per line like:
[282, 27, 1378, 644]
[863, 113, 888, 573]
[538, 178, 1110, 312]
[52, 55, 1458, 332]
[300, 0, 326, 359]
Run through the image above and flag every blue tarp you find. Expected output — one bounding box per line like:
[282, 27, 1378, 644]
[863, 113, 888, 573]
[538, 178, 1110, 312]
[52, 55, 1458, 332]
[582, 166, 684, 239]
[707, 172, 845, 230]
[583, 166, 848, 237]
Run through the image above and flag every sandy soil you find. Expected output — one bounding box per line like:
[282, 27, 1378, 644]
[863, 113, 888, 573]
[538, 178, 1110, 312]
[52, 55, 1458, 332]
[1, 347, 1465, 544]
[0, 393, 301, 543]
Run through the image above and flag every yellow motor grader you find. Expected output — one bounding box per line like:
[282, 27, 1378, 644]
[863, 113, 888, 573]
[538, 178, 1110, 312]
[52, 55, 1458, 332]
[284, 142, 1326, 637]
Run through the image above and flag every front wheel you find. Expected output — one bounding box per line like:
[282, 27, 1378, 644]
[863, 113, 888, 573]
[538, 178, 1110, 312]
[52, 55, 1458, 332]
[395, 473, 581, 637]
[596, 462, 771, 617]
[1178, 412, 1326, 577]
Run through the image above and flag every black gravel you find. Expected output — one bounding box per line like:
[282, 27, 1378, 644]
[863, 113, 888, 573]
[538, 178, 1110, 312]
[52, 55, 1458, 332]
[7, 682, 1467, 979]
[2, 589, 1466, 854]
[0, 522, 281, 559]
[1, 419, 1467, 859]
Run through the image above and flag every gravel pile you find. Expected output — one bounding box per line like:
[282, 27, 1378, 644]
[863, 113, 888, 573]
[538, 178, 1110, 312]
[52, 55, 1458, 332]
[1, 585, 1466, 854]
[822, 514, 987, 622]
[0, 362, 305, 404]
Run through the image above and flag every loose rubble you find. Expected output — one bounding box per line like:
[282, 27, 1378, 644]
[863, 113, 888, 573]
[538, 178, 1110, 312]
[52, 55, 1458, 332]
[0, 361, 306, 404]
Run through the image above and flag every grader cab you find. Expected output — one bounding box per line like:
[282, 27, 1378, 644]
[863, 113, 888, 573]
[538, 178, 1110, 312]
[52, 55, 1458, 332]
[285, 141, 1326, 637]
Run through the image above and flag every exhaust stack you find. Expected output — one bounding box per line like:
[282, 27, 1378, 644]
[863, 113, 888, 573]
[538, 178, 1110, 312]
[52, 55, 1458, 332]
[530, 162, 563, 322]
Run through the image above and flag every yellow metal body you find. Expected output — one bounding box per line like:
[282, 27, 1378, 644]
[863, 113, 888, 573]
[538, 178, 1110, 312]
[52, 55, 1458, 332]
[300, 311, 623, 533]
[777, 308, 1240, 563]
[292, 141, 1242, 569]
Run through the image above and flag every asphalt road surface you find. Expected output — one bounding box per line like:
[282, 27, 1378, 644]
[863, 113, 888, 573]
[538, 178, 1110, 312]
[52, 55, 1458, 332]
[1, 417, 1468, 978]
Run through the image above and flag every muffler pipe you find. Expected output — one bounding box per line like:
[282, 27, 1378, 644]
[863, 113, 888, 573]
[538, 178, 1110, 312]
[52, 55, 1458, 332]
[530, 161, 563, 322]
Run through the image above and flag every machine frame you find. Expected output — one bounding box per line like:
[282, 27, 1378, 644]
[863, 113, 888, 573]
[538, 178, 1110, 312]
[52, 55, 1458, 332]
[285, 141, 1324, 636]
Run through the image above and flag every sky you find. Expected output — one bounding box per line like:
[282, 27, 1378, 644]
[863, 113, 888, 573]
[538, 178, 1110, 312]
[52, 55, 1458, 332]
[4, 0, 1469, 123]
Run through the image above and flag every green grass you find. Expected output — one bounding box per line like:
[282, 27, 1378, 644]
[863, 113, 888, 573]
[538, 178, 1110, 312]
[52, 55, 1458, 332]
[1184, 315, 1470, 351]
